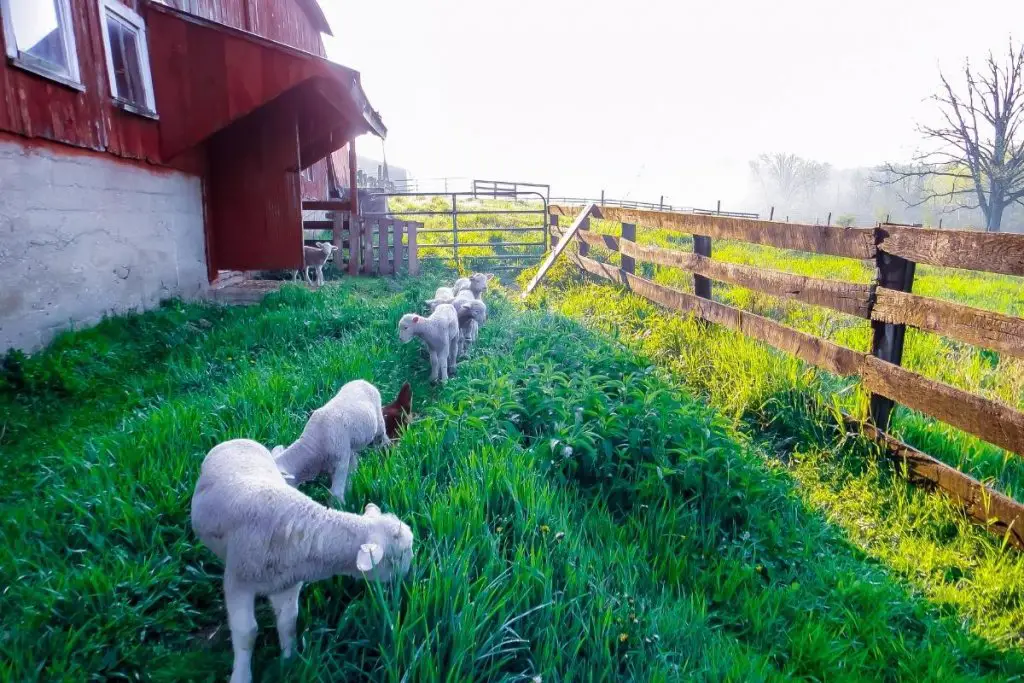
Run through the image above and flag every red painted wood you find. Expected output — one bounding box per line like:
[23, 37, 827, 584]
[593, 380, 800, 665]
[207, 95, 303, 270]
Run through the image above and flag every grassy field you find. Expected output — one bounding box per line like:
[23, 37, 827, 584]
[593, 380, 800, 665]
[3, 272, 1024, 680]
[560, 215, 1024, 500]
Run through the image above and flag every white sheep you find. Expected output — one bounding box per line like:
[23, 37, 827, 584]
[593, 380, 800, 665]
[398, 303, 460, 383]
[453, 273, 491, 299]
[425, 285, 455, 312]
[191, 438, 414, 683]
[273, 379, 389, 503]
[453, 297, 487, 352]
[293, 242, 339, 287]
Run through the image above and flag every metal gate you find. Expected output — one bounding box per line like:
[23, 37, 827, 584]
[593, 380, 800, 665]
[362, 189, 549, 271]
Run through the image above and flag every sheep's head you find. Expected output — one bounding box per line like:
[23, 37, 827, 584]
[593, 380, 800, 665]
[397, 314, 420, 343]
[454, 299, 486, 324]
[316, 242, 339, 262]
[382, 382, 412, 439]
[357, 503, 414, 581]
[469, 272, 491, 295]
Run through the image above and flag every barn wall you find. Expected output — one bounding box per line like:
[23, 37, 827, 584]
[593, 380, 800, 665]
[163, 0, 326, 55]
[0, 137, 207, 352]
[0, 0, 162, 161]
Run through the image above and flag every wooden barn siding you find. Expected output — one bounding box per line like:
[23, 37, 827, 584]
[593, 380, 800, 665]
[301, 158, 330, 200]
[206, 96, 304, 271]
[0, 0, 161, 161]
[0, 0, 325, 164]
[165, 0, 325, 56]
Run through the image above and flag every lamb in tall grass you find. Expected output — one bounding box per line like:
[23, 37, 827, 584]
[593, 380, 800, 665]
[425, 285, 455, 312]
[272, 379, 389, 503]
[453, 272, 492, 299]
[293, 242, 339, 287]
[453, 297, 487, 353]
[191, 438, 414, 683]
[398, 304, 460, 383]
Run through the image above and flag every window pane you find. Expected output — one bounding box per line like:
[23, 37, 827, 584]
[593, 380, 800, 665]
[9, 0, 69, 73]
[106, 14, 145, 107]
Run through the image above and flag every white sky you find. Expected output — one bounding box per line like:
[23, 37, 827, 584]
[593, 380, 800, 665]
[321, 0, 1024, 208]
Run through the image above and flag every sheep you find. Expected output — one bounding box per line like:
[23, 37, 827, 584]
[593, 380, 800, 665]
[272, 379, 390, 503]
[293, 242, 339, 287]
[382, 382, 412, 439]
[191, 438, 414, 683]
[453, 272, 492, 299]
[453, 297, 487, 353]
[398, 303, 460, 383]
[425, 285, 455, 312]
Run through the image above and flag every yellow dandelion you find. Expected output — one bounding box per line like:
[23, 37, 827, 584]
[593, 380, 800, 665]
[540, 525, 550, 534]
[496, 526, 504, 534]
[619, 632, 628, 643]
[756, 565, 763, 573]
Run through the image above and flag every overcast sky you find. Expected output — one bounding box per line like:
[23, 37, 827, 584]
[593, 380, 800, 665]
[321, 0, 1024, 208]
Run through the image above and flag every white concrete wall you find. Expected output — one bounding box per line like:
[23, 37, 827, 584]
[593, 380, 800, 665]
[0, 139, 208, 352]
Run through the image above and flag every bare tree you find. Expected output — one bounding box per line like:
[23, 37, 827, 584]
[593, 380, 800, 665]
[749, 153, 832, 207]
[883, 40, 1024, 232]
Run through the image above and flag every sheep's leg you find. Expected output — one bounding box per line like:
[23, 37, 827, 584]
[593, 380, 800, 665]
[292, 270, 300, 282]
[225, 576, 258, 683]
[315, 265, 324, 287]
[303, 267, 313, 286]
[428, 350, 440, 383]
[329, 441, 352, 504]
[447, 336, 459, 376]
[269, 582, 303, 659]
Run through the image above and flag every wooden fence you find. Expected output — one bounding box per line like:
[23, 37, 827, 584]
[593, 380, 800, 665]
[538, 202, 1024, 547]
[302, 202, 421, 276]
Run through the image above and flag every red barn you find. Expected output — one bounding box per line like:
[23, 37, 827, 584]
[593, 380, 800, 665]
[0, 0, 384, 351]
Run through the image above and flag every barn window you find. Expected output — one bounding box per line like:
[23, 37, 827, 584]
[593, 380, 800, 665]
[1, 0, 82, 88]
[98, 0, 156, 117]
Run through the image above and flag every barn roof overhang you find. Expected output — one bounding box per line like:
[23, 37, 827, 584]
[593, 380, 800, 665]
[145, 1, 385, 163]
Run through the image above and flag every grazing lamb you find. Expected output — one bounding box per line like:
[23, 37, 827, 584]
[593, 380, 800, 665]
[273, 379, 389, 503]
[453, 272, 491, 299]
[425, 285, 455, 312]
[382, 382, 413, 439]
[293, 242, 339, 287]
[398, 304, 460, 383]
[453, 298, 487, 352]
[191, 439, 414, 683]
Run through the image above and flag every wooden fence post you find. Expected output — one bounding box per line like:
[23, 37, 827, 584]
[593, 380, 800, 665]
[379, 219, 393, 275]
[549, 213, 559, 249]
[578, 214, 591, 258]
[362, 218, 374, 275]
[394, 221, 405, 277]
[332, 211, 345, 253]
[693, 235, 712, 299]
[868, 249, 917, 431]
[408, 222, 420, 276]
[621, 222, 636, 274]
[348, 217, 360, 276]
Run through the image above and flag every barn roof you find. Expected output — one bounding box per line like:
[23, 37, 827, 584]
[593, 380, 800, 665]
[146, 1, 385, 162]
[296, 0, 334, 36]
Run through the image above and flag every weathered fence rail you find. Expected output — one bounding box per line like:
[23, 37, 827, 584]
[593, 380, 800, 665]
[301, 203, 420, 276]
[542, 202, 1024, 547]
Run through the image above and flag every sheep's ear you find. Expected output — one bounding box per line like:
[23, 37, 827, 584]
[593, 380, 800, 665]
[364, 502, 382, 517]
[357, 543, 383, 572]
[412, 315, 421, 322]
[271, 445, 284, 457]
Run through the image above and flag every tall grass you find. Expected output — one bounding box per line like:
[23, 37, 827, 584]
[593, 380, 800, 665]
[561, 216, 1024, 498]
[3, 275, 1023, 679]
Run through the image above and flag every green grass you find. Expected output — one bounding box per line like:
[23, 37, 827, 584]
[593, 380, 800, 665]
[4, 275, 1024, 680]
[566, 216, 1024, 499]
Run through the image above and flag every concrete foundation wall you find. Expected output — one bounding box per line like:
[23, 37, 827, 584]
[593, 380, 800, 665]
[0, 139, 208, 352]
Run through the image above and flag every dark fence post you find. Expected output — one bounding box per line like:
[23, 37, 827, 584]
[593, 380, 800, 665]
[578, 214, 591, 258]
[869, 244, 917, 431]
[621, 222, 636, 274]
[548, 213, 558, 250]
[693, 235, 712, 299]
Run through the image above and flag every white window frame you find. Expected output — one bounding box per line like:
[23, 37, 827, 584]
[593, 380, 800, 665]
[97, 0, 157, 118]
[1, 0, 83, 90]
